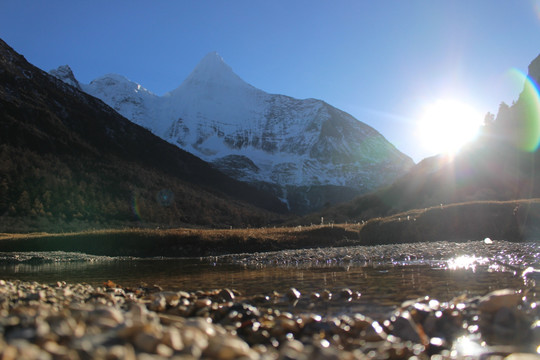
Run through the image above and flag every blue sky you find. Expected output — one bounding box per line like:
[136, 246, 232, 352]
[1, 1, 539, 162]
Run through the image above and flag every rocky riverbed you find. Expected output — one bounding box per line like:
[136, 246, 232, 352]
[208, 240, 540, 269]
[0, 240, 539, 359]
[2, 240, 539, 268]
[0, 278, 538, 359]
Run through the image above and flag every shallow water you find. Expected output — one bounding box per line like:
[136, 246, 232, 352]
[0, 240, 538, 317]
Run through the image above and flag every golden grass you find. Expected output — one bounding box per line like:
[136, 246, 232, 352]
[359, 198, 540, 245]
[1, 199, 538, 256]
[0, 224, 363, 257]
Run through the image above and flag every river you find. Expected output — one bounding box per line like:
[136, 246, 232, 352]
[0, 239, 537, 318]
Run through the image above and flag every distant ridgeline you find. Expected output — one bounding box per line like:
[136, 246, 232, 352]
[307, 52, 540, 224]
[50, 52, 414, 214]
[0, 38, 288, 232]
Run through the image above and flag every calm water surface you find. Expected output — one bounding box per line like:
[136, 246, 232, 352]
[0, 243, 535, 317]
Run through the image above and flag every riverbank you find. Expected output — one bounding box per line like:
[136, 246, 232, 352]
[1, 199, 539, 257]
[0, 277, 537, 359]
[0, 225, 362, 257]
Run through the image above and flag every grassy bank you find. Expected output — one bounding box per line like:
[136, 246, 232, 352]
[0, 225, 362, 257]
[1, 199, 539, 257]
[359, 198, 540, 245]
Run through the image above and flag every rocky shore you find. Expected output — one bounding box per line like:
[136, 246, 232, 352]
[0, 277, 538, 359]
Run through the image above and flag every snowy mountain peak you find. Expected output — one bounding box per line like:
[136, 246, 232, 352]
[64, 52, 414, 213]
[198, 51, 228, 70]
[89, 73, 151, 93]
[49, 65, 81, 90]
[83, 73, 156, 101]
[172, 52, 254, 94]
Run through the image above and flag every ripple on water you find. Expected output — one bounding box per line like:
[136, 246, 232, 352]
[0, 240, 538, 316]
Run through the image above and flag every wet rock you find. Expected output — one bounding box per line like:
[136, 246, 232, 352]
[195, 298, 212, 309]
[338, 288, 353, 300]
[105, 344, 136, 360]
[389, 311, 428, 345]
[279, 339, 305, 359]
[505, 354, 540, 360]
[482, 306, 532, 345]
[87, 306, 125, 328]
[286, 287, 301, 301]
[205, 334, 254, 360]
[162, 327, 184, 351]
[157, 291, 181, 306]
[0, 277, 536, 359]
[322, 290, 332, 300]
[218, 288, 235, 302]
[478, 289, 523, 313]
[133, 331, 160, 353]
[149, 294, 167, 312]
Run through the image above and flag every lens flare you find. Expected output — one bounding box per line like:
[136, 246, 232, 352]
[156, 189, 174, 207]
[507, 68, 540, 152]
[534, 0, 540, 21]
[416, 99, 483, 156]
[131, 194, 142, 220]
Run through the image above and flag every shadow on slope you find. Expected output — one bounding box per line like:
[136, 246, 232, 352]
[0, 38, 288, 232]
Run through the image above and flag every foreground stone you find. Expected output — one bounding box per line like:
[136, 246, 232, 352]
[0, 279, 537, 359]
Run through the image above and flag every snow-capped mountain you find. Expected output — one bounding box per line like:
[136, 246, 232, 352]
[49, 65, 82, 91]
[51, 53, 414, 213]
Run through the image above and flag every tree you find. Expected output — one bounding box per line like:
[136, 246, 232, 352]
[484, 112, 495, 126]
[15, 191, 31, 215]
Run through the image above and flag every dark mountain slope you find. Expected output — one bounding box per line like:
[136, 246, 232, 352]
[0, 39, 287, 232]
[301, 53, 540, 225]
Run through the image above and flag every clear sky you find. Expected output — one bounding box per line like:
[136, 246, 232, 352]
[1, 1, 539, 162]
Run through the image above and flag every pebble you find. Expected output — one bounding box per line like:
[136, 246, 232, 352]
[0, 279, 536, 359]
[478, 289, 524, 313]
[338, 288, 353, 300]
[218, 288, 235, 302]
[286, 287, 301, 301]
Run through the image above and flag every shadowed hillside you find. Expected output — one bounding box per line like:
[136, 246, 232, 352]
[301, 53, 540, 226]
[0, 38, 288, 232]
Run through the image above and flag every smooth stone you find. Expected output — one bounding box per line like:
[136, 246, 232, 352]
[339, 288, 353, 299]
[478, 289, 523, 313]
[286, 288, 301, 301]
[205, 335, 253, 360]
[133, 331, 160, 353]
[505, 355, 540, 360]
[218, 288, 235, 302]
[195, 298, 212, 309]
[162, 327, 184, 351]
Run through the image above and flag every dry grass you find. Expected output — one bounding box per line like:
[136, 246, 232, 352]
[0, 224, 363, 257]
[359, 198, 540, 245]
[1, 199, 538, 256]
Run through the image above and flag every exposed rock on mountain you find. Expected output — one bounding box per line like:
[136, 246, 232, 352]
[52, 52, 414, 213]
[48, 65, 81, 91]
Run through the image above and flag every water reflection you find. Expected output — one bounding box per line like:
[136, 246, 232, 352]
[446, 255, 489, 271]
[0, 256, 528, 317]
[452, 335, 486, 357]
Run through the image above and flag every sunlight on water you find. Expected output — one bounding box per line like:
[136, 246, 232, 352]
[446, 255, 489, 271]
[452, 335, 486, 357]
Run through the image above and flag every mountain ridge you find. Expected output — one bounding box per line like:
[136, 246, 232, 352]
[0, 38, 287, 232]
[52, 52, 414, 213]
[301, 52, 540, 225]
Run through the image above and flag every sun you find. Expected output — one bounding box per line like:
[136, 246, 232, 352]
[416, 99, 484, 156]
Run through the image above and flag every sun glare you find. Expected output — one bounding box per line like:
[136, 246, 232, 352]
[416, 99, 484, 156]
